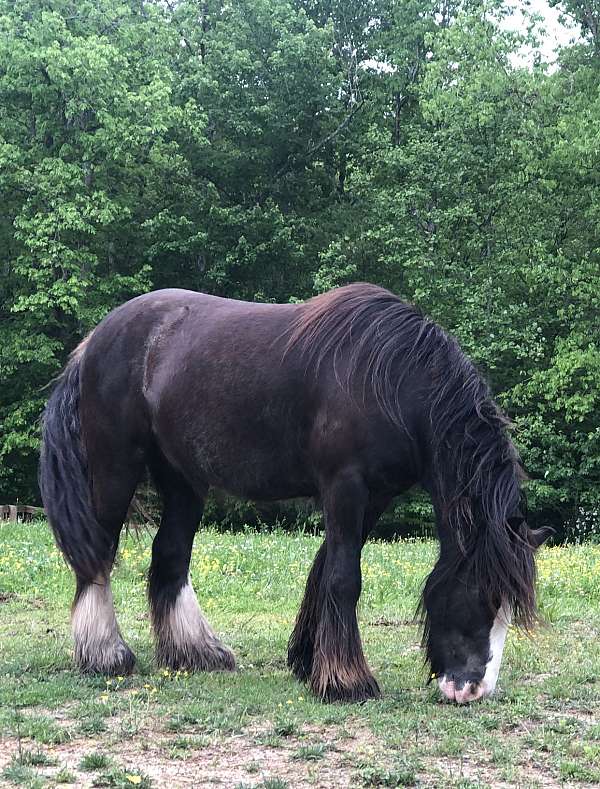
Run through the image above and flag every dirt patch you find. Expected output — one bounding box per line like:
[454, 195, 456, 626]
[0, 722, 381, 788]
[424, 754, 562, 789]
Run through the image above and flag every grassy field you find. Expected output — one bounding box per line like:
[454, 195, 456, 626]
[0, 521, 599, 788]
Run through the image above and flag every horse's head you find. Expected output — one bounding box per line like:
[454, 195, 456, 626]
[423, 577, 510, 703]
[422, 523, 552, 704]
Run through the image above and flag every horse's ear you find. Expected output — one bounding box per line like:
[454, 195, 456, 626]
[508, 516, 553, 550]
[527, 525, 554, 549]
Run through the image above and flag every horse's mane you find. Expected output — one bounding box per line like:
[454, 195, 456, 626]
[285, 283, 536, 627]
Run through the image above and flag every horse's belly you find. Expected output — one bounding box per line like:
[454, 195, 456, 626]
[153, 378, 317, 500]
[188, 431, 316, 500]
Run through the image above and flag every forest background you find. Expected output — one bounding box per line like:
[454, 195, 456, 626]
[1, 0, 599, 539]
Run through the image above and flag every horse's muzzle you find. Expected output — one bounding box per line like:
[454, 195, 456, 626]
[437, 675, 493, 704]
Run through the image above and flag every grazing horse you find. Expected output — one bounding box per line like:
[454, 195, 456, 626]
[39, 284, 549, 704]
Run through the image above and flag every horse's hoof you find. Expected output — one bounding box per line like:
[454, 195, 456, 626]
[75, 639, 136, 676]
[156, 640, 237, 672]
[312, 674, 381, 704]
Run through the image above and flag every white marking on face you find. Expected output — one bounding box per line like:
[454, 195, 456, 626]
[480, 604, 511, 696]
[437, 604, 511, 704]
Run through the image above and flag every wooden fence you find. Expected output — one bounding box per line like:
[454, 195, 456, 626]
[1, 504, 44, 523]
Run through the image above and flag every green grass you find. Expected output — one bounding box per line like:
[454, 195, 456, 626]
[0, 520, 599, 787]
[79, 752, 112, 771]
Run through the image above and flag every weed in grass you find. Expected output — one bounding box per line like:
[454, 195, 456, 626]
[434, 736, 464, 757]
[17, 715, 70, 745]
[257, 780, 289, 789]
[18, 749, 56, 766]
[498, 763, 520, 783]
[118, 717, 143, 739]
[478, 715, 501, 731]
[79, 716, 108, 735]
[548, 717, 581, 735]
[165, 710, 202, 732]
[55, 768, 77, 784]
[559, 760, 600, 782]
[1, 759, 45, 788]
[357, 763, 417, 787]
[321, 709, 348, 726]
[166, 736, 200, 760]
[273, 719, 298, 737]
[583, 742, 600, 760]
[245, 761, 260, 773]
[488, 742, 517, 765]
[92, 768, 152, 788]
[255, 732, 283, 747]
[177, 735, 197, 748]
[73, 700, 113, 719]
[292, 743, 327, 761]
[80, 752, 112, 771]
[587, 724, 600, 740]
[165, 716, 185, 733]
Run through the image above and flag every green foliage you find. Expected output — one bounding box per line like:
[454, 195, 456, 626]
[0, 0, 598, 536]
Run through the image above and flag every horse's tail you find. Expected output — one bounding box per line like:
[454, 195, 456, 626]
[39, 341, 111, 582]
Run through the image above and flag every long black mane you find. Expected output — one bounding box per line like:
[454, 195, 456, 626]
[285, 283, 537, 627]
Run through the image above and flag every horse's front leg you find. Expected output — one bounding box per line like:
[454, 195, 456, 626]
[148, 471, 235, 672]
[306, 469, 379, 702]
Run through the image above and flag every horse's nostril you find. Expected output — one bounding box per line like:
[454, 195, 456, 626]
[454, 680, 485, 704]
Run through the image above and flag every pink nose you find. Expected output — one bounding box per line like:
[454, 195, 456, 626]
[437, 677, 487, 704]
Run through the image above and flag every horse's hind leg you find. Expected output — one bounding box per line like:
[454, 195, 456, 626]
[148, 464, 235, 671]
[71, 465, 140, 675]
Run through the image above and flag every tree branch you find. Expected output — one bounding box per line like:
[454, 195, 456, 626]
[262, 99, 366, 199]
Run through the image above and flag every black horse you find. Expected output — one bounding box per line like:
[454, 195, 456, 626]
[40, 284, 549, 703]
